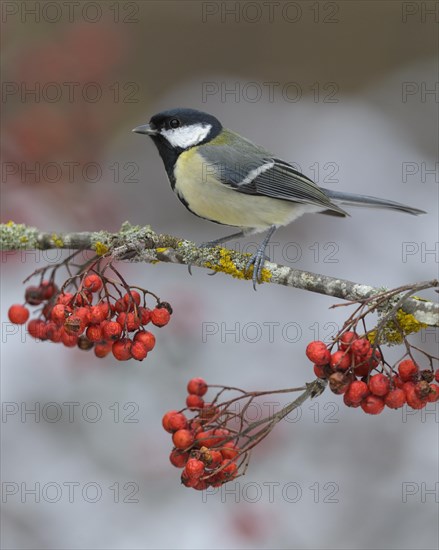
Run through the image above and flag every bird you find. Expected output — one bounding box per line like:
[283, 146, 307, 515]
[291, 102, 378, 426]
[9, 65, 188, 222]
[133, 107, 425, 289]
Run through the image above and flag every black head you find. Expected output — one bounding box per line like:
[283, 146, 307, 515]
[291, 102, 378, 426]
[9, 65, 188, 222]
[132, 108, 222, 152]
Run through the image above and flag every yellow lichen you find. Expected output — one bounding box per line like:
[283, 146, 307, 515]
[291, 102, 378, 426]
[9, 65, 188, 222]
[206, 248, 272, 283]
[156, 247, 168, 254]
[368, 308, 428, 345]
[94, 241, 109, 256]
[51, 233, 64, 247]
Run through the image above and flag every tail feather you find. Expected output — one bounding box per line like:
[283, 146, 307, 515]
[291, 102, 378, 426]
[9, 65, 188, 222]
[321, 188, 426, 216]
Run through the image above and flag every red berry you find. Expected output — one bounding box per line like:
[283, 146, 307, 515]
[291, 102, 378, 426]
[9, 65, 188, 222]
[162, 410, 176, 432]
[191, 479, 209, 491]
[114, 298, 127, 313]
[168, 413, 188, 432]
[25, 286, 43, 305]
[435, 370, 439, 383]
[212, 428, 230, 444]
[184, 458, 205, 479]
[162, 411, 188, 433]
[221, 441, 239, 459]
[384, 388, 406, 409]
[64, 314, 86, 335]
[123, 290, 141, 308]
[427, 384, 439, 402]
[133, 330, 156, 351]
[56, 292, 74, 306]
[392, 375, 405, 389]
[181, 470, 198, 488]
[353, 362, 372, 377]
[186, 394, 204, 410]
[330, 350, 351, 372]
[86, 324, 103, 342]
[46, 321, 62, 342]
[210, 451, 224, 469]
[398, 359, 419, 382]
[138, 307, 151, 325]
[126, 312, 141, 331]
[172, 429, 194, 450]
[39, 281, 58, 300]
[169, 449, 189, 468]
[346, 380, 369, 403]
[404, 384, 427, 410]
[42, 303, 53, 320]
[131, 341, 148, 361]
[414, 381, 430, 400]
[60, 328, 78, 347]
[94, 341, 112, 358]
[305, 341, 331, 366]
[187, 377, 208, 396]
[361, 395, 385, 415]
[351, 338, 371, 360]
[353, 348, 380, 375]
[102, 321, 123, 341]
[51, 304, 71, 326]
[27, 319, 48, 340]
[8, 304, 30, 324]
[83, 274, 103, 292]
[117, 311, 141, 332]
[343, 391, 361, 408]
[112, 338, 132, 361]
[151, 307, 171, 327]
[158, 301, 173, 314]
[73, 290, 93, 307]
[195, 429, 226, 448]
[368, 373, 390, 397]
[219, 459, 238, 480]
[313, 364, 327, 379]
[201, 448, 222, 468]
[74, 307, 91, 325]
[89, 303, 109, 324]
[339, 331, 358, 351]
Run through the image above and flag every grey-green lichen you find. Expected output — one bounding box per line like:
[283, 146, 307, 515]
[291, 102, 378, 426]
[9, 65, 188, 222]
[91, 222, 157, 256]
[0, 221, 39, 250]
[175, 240, 271, 282]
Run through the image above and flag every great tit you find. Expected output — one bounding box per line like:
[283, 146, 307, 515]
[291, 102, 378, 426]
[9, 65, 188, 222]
[133, 107, 425, 288]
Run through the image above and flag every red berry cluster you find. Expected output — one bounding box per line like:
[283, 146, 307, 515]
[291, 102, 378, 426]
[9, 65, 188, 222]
[163, 378, 241, 490]
[306, 333, 439, 414]
[8, 276, 172, 362]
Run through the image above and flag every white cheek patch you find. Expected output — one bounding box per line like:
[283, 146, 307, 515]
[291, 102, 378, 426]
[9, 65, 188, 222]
[161, 123, 212, 149]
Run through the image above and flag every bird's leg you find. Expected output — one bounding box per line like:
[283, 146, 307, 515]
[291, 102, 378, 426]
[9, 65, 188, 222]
[188, 230, 246, 275]
[245, 225, 277, 290]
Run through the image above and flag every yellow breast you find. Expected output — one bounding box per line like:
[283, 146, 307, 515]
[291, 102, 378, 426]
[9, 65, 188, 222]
[173, 148, 310, 231]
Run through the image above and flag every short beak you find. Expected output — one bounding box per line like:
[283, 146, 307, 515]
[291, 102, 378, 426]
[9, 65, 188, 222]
[132, 123, 158, 135]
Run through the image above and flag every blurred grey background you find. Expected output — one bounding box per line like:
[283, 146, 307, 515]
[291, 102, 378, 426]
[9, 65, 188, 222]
[1, 1, 438, 549]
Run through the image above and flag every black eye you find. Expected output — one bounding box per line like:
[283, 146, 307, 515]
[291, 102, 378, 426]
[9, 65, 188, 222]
[169, 118, 180, 129]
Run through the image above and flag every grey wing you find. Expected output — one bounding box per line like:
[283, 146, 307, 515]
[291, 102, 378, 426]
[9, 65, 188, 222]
[199, 139, 347, 216]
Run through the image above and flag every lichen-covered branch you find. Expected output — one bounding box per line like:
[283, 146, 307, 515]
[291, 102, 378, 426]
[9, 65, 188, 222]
[1, 221, 438, 327]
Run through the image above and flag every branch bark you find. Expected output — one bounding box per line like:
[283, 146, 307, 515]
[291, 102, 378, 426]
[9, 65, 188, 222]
[1, 222, 438, 327]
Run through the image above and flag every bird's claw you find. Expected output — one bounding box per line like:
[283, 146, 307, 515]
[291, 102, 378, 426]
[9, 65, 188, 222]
[187, 241, 221, 276]
[245, 250, 270, 290]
